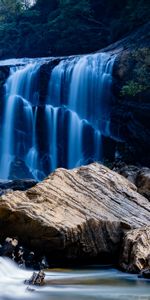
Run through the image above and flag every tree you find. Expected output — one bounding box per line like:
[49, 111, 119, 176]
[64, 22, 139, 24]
[21, 0, 36, 9]
[0, 0, 149, 58]
[0, 0, 22, 21]
[0, 0, 35, 21]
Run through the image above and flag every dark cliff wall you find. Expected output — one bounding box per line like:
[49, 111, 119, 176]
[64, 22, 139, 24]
[108, 23, 150, 166]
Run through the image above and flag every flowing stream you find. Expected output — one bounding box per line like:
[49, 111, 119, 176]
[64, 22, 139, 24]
[0, 53, 115, 180]
[0, 258, 150, 300]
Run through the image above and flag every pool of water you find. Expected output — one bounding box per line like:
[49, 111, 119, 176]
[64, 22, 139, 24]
[0, 257, 150, 300]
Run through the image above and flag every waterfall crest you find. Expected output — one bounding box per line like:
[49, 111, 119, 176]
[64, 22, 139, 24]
[0, 53, 115, 180]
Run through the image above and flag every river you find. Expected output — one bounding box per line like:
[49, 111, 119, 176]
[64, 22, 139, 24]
[0, 257, 150, 300]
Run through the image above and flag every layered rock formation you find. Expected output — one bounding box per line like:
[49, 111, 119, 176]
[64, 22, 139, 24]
[0, 163, 149, 267]
[120, 226, 150, 272]
[113, 164, 150, 201]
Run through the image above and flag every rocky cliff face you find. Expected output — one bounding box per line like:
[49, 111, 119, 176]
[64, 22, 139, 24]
[0, 163, 149, 267]
[109, 22, 150, 166]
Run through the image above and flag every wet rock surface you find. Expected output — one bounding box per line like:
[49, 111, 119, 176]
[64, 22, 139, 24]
[0, 179, 37, 196]
[0, 163, 149, 267]
[0, 237, 48, 270]
[24, 270, 45, 286]
[141, 268, 150, 279]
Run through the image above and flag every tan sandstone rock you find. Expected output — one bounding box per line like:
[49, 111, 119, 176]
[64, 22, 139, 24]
[0, 163, 149, 264]
[120, 226, 150, 273]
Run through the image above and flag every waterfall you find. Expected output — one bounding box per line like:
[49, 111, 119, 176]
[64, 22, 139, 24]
[25, 106, 42, 181]
[0, 63, 41, 179]
[68, 53, 115, 127]
[67, 110, 84, 169]
[45, 105, 59, 172]
[0, 53, 115, 180]
[47, 53, 115, 171]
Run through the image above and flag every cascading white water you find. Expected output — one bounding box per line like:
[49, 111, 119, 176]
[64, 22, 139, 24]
[67, 110, 84, 169]
[0, 257, 34, 299]
[0, 67, 17, 179]
[0, 53, 115, 180]
[69, 53, 115, 124]
[45, 105, 59, 172]
[47, 52, 115, 171]
[0, 63, 41, 180]
[25, 106, 42, 180]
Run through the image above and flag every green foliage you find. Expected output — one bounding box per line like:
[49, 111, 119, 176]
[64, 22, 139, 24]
[121, 48, 150, 97]
[0, 0, 22, 21]
[0, 0, 149, 58]
[121, 81, 147, 97]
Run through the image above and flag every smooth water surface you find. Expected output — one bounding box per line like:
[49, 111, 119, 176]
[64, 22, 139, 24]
[0, 258, 150, 300]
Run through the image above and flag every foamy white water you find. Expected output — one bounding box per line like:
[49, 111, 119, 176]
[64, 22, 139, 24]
[0, 257, 35, 299]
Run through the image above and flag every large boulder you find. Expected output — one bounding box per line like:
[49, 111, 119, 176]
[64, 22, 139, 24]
[120, 226, 150, 273]
[0, 163, 149, 265]
[113, 164, 150, 201]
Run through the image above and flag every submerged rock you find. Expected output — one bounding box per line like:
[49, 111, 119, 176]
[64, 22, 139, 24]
[141, 267, 150, 279]
[120, 226, 150, 273]
[24, 270, 45, 286]
[0, 163, 149, 266]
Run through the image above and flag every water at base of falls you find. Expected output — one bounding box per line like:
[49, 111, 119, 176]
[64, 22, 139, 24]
[0, 258, 150, 300]
[0, 53, 115, 181]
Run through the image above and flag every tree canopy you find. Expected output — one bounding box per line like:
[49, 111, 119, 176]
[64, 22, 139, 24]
[0, 0, 149, 58]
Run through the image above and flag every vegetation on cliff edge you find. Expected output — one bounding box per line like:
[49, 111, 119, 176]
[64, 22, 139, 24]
[121, 48, 150, 97]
